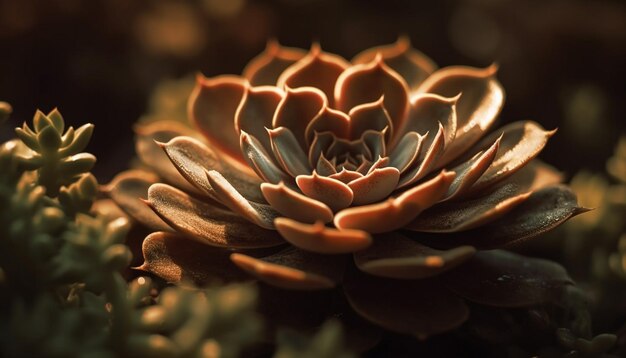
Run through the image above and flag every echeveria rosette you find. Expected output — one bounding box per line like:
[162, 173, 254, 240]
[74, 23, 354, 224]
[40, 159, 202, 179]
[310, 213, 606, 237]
[109, 38, 585, 338]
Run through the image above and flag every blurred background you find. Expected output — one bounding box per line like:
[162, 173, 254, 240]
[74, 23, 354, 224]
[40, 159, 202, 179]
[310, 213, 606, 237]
[0, 0, 624, 182]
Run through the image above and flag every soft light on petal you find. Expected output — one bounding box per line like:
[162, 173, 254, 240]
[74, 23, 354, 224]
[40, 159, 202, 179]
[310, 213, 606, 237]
[398, 123, 446, 188]
[267, 126, 312, 177]
[417, 65, 504, 167]
[235, 85, 284, 153]
[347, 97, 393, 141]
[160, 135, 266, 203]
[329, 168, 363, 183]
[240, 131, 293, 185]
[147, 183, 284, 248]
[348, 167, 400, 205]
[304, 107, 350, 144]
[416, 184, 586, 248]
[442, 135, 501, 201]
[399, 93, 457, 151]
[308, 131, 336, 168]
[106, 169, 172, 231]
[352, 36, 437, 91]
[316, 153, 337, 176]
[275, 218, 372, 254]
[272, 86, 327, 148]
[334, 170, 455, 233]
[277, 43, 350, 106]
[242, 39, 306, 86]
[407, 181, 531, 233]
[135, 120, 203, 194]
[139, 231, 256, 284]
[335, 55, 410, 134]
[468, 121, 556, 193]
[188, 75, 247, 163]
[261, 182, 333, 224]
[297, 171, 354, 212]
[389, 131, 425, 173]
[206, 170, 280, 229]
[231, 247, 346, 290]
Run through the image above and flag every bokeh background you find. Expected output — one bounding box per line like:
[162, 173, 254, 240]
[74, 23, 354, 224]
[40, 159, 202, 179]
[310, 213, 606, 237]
[0, 0, 624, 182]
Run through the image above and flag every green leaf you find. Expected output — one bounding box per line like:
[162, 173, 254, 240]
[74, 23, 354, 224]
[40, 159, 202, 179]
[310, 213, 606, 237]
[60, 123, 94, 156]
[15, 154, 43, 170]
[15, 126, 40, 151]
[77, 173, 98, 199]
[59, 153, 96, 177]
[61, 126, 75, 147]
[47, 108, 65, 133]
[33, 110, 50, 132]
[37, 124, 62, 152]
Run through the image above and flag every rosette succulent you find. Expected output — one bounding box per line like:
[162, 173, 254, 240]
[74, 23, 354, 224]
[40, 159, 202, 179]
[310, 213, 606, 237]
[109, 38, 585, 338]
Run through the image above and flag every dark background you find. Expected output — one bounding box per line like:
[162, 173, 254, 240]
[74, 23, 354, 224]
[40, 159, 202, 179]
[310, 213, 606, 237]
[1, 0, 624, 182]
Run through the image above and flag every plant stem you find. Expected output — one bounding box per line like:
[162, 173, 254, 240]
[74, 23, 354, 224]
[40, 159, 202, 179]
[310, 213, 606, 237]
[104, 272, 130, 354]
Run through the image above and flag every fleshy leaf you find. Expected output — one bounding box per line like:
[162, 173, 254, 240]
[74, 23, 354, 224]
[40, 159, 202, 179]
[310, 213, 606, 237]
[329, 168, 363, 184]
[305, 107, 350, 144]
[240, 131, 293, 185]
[347, 97, 393, 141]
[243, 39, 307, 86]
[277, 43, 350, 106]
[231, 247, 346, 290]
[335, 55, 410, 134]
[268, 126, 312, 177]
[351, 36, 437, 91]
[397, 123, 446, 188]
[443, 250, 573, 307]
[189, 75, 247, 163]
[135, 120, 202, 194]
[398, 93, 457, 151]
[275, 218, 372, 254]
[272, 86, 327, 148]
[348, 167, 400, 205]
[106, 170, 172, 231]
[415, 184, 585, 249]
[139, 231, 255, 284]
[316, 154, 337, 176]
[343, 268, 469, 337]
[442, 135, 501, 200]
[334, 170, 455, 233]
[206, 170, 280, 229]
[261, 182, 333, 224]
[406, 161, 557, 232]
[235, 85, 283, 153]
[417, 65, 504, 167]
[147, 183, 284, 248]
[160, 135, 265, 203]
[354, 232, 475, 279]
[468, 120, 556, 193]
[389, 131, 425, 173]
[296, 172, 354, 212]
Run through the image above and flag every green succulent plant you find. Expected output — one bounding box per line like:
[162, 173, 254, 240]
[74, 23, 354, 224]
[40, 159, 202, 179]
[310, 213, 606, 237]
[14, 109, 95, 197]
[0, 103, 354, 357]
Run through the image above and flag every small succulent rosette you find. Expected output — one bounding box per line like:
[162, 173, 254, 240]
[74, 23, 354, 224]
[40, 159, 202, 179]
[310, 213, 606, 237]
[109, 38, 585, 338]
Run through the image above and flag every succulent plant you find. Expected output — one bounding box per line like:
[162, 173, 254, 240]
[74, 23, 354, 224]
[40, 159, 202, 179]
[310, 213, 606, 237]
[2, 105, 348, 357]
[108, 38, 586, 339]
[14, 109, 95, 197]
